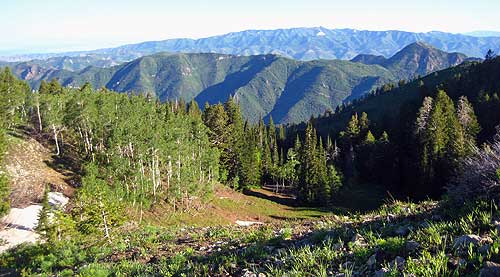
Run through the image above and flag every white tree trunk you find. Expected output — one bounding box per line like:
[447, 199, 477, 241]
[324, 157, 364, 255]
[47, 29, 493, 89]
[36, 103, 43, 132]
[52, 124, 60, 156]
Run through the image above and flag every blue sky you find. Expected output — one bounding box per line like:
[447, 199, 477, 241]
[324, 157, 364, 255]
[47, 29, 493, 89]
[1, 0, 499, 54]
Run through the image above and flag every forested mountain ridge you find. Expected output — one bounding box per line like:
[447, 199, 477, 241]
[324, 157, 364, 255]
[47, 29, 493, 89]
[3, 27, 500, 63]
[284, 56, 500, 200]
[3, 43, 474, 124]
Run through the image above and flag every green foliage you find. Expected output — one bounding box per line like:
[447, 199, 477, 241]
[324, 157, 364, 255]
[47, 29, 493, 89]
[0, 67, 30, 128]
[35, 185, 54, 241]
[414, 90, 472, 197]
[296, 122, 342, 205]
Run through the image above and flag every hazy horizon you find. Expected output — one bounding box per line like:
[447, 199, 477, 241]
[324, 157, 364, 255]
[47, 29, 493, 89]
[2, 0, 500, 56]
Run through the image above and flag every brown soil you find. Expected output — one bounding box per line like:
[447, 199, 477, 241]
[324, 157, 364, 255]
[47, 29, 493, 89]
[4, 132, 75, 208]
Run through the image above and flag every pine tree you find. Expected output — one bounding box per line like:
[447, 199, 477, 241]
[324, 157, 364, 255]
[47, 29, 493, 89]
[359, 112, 370, 137]
[39, 80, 49, 94]
[225, 96, 244, 187]
[188, 100, 201, 119]
[416, 90, 466, 196]
[457, 96, 480, 153]
[0, 127, 9, 216]
[36, 185, 55, 242]
[240, 127, 262, 188]
[47, 78, 63, 94]
[346, 113, 360, 141]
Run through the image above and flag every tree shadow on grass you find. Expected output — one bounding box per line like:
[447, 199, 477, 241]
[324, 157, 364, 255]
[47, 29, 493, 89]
[243, 188, 299, 207]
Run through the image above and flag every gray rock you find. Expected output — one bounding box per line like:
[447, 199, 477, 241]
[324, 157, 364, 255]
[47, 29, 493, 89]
[332, 242, 343, 251]
[367, 253, 377, 268]
[405, 240, 421, 253]
[342, 261, 353, 269]
[375, 268, 389, 277]
[492, 220, 500, 233]
[479, 244, 491, 255]
[453, 235, 481, 249]
[392, 256, 405, 270]
[395, 225, 410, 236]
[351, 233, 367, 247]
[480, 261, 500, 277]
[431, 214, 442, 221]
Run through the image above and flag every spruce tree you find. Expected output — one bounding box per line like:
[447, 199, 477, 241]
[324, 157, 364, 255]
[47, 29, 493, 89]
[36, 185, 55, 242]
[457, 96, 480, 153]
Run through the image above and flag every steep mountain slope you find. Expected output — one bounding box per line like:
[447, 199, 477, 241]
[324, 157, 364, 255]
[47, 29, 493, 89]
[4, 44, 474, 124]
[3, 28, 500, 64]
[302, 57, 500, 142]
[352, 42, 475, 79]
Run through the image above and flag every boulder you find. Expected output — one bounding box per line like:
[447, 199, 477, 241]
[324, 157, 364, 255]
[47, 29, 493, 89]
[48, 192, 69, 209]
[395, 225, 411, 236]
[453, 235, 481, 249]
[405, 240, 421, 253]
[392, 256, 405, 270]
[480, 261, 500, 277]
[367, 253, 377, 268]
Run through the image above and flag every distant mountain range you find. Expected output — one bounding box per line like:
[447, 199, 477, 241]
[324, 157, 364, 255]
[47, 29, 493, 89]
[464, 31, 500, 37]
[4, 42, 474, 124]
[2, 27, 499, 65]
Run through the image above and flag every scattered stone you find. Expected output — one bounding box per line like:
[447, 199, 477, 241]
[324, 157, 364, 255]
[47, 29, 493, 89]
[448, 257, 459, 268]
[386, 214, 396, 222]
[405, 240, 421, 253]
[48, 192, 69, 209]
[351, 233, 367, 247]
[481, 236, 493, 245]
[492, 220, 500, 230]
[479, 261, 500, 277]
[453, 235, 481, 249]
[241, 269, 256, 277]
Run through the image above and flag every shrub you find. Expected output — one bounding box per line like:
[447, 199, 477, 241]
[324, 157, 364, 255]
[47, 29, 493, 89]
[447, 131, 500, 204]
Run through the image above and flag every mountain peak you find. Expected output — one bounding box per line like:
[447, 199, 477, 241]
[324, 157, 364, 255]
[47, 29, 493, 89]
[404, 41, 436, 50]
[384, 42, 468, 78]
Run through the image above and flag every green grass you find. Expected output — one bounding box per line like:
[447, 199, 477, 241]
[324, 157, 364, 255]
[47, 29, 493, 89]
[143, 185, 334, 227]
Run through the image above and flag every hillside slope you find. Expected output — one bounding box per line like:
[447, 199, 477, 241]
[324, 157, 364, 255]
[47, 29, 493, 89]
[300, 57, 500, 143]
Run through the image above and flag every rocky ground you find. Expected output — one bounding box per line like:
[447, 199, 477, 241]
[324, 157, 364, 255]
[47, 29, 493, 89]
[0, 132, 72, 254]
[5, 198, 494, 276]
